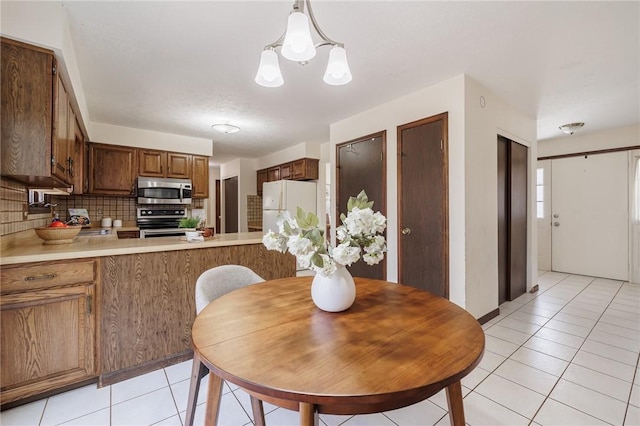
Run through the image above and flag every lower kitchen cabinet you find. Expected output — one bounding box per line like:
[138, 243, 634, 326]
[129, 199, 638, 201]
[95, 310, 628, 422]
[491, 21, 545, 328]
[98, 244, 294, 385]
[0, 260, 96, 406]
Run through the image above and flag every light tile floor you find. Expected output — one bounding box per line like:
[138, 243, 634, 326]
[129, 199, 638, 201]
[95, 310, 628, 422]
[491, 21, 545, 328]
[2, 271, 639, 426]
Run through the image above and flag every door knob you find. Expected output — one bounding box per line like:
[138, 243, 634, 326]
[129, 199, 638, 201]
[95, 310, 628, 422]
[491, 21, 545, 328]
[401, 228, 411, 235]
[553, 222, 560, 227]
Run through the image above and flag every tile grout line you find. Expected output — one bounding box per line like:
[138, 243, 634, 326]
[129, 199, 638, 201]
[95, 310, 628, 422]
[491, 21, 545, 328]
[528, 276, 632, 424]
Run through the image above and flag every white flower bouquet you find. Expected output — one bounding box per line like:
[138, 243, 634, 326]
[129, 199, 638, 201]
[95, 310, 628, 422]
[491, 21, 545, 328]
[262, 190, 387, 276]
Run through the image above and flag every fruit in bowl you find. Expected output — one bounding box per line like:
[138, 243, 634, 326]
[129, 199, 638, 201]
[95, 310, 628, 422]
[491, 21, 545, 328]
[49, 220, 69, 228]
[34, 225, 82, 245]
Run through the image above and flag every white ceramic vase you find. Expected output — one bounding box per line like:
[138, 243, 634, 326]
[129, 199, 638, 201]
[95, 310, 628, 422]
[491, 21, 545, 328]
[311, 264, 356, 312]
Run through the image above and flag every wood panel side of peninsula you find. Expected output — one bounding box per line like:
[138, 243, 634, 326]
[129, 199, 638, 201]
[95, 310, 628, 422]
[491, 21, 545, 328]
[98, 244, 294, 385]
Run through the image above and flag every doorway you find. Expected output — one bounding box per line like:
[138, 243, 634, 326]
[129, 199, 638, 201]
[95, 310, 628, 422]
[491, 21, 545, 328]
[397, 113, 448, 297]
[336, 132, 386, 279]
[497, 136, 528, 304]
[215, 179, 221, 233]
[224, 176, 238, 233]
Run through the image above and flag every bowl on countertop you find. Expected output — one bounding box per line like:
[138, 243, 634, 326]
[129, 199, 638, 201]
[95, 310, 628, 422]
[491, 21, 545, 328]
[34, 225, 83, 245]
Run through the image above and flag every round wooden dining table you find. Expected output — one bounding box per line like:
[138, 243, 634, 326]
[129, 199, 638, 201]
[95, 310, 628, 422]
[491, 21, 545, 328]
[188, 277, 484, 426]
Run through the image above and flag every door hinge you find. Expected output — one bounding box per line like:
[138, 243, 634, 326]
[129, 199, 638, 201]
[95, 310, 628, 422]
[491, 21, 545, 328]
[380, 152, 383, 162]
[51, 156, 55, 166]
[441, 139, 444, 150]
[86, 295, 92, 315]
[52, 65, 57, 75]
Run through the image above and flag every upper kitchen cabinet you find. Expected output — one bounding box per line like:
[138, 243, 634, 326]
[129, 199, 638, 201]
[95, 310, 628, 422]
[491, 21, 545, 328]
[291, 158, 319, 180]
[256, 169, 268, 196]
[167, 152, 191, 178]
[88, 143, 137, 195]
[52, 74, 71, 182]
[256, 158, 319, 192]
[138, 149, 166, 177]
[1, 38, 87, 189]
[192, 155, 209, 198]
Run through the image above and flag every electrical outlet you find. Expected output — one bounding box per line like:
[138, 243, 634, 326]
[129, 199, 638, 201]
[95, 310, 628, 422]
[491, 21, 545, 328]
[98, 208, 103, 215]
[22, 204, 29, 219]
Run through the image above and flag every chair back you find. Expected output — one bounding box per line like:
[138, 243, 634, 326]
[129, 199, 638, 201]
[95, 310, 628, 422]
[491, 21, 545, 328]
[195, 265, 265, 314]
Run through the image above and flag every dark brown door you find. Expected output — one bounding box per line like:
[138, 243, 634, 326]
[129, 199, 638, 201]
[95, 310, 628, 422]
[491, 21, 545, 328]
[224, 176, 238, 233]
[497, 136, 528, 303]
[398, 113, 448, 298]
[336, 132, 386, 279]
[215, 179, 221, 233]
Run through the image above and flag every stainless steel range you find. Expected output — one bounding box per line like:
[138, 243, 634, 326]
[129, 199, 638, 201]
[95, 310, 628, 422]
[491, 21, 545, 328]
[137, 208, 189, 238]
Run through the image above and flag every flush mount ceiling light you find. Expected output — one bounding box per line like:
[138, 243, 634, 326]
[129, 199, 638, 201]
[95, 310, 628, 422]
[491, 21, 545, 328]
[255, 0, 352, 88]
[559, 122, 585, 135]
[211, 123, 240, 134]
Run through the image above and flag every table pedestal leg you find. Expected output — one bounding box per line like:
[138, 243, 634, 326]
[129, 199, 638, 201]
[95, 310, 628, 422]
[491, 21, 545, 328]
[204, 373, 224, 426]
[299, 402, 318, 426]
[445, 380, 465, 426]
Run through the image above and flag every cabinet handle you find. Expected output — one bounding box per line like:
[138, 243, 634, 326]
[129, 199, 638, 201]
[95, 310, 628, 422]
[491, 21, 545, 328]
[24, 273, 57, 281]
[86, 295, 93, 315]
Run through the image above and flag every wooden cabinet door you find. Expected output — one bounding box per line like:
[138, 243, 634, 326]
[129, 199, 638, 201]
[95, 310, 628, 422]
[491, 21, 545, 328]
[192, 155, 209, 198]
[0, 284, 95, 405]
[70, 117, 85, 194]
[292, 158, 319, 180]
[267, 166, 280, 182]
[256, 169, 268, 195]
[52, 74, 71, 183]
[280, 163, 292, 180]
[167, 153, 191, 178]
[1, 38, 54, 180]
[88, 143, 137, 195]
[138, 149, 167, 177]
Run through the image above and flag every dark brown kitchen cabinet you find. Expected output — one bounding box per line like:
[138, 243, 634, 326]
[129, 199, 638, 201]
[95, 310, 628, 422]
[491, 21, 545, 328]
[292, 158, 319, 180]
[1, 37, 87, 188]
[192, 155, 209, 198]
[0, 259, 96, 406]
[88, 143, 137, 195]
[138, 149, 166, 177]
[256, 169, 268, 195]
[167, 153, 191, 178]
[267, 166, 280, 182]
[70, 116, 86, 194]
[280, 163, 292, 180]
[256, 158, 319, 192]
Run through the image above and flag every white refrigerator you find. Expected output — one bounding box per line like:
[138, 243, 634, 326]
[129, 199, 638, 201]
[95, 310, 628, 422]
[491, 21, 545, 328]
[262, 180, 317, 234]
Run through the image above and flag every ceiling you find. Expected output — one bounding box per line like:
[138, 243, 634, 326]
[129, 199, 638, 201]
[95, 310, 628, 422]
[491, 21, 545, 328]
[62, 1, 639, 165]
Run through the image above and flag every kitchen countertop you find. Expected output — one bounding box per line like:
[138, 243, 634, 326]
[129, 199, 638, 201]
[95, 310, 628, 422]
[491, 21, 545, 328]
[0, 229, 265, 266]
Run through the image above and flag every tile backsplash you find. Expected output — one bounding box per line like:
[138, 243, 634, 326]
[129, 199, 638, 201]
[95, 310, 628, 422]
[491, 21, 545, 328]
[1, 178, 50, 236]
[247, 195, 262, 226]
[0, 176, 205, 236]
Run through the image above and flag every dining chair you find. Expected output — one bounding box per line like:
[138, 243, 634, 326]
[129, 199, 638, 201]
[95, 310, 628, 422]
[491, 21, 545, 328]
[186, 265, 267, 426]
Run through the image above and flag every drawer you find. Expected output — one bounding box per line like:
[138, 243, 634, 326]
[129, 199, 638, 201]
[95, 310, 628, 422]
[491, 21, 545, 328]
[1, 260, 96, 294]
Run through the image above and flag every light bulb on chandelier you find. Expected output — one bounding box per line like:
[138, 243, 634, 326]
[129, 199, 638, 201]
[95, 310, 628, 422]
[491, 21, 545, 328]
[255, 0, 352, 88]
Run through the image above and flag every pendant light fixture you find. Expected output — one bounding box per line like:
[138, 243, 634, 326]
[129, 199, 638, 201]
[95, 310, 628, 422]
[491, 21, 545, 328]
[255, 0, 352, 87]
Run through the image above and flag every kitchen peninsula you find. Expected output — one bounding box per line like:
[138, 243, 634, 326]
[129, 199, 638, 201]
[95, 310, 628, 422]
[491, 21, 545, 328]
[0, 231, 295, 407]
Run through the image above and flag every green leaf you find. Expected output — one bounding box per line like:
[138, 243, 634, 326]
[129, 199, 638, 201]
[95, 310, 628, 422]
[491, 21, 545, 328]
[345, 190, 374, 212]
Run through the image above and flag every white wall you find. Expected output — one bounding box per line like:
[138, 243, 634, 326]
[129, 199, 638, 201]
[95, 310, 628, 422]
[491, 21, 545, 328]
[538, 124, 639, 157]
[257, 142, 321, 170]
[1, 1, 91, 137]
[220, 158, 259, 232]
[331, 75, 468, 309]
[91, 123, 212, 156]
[330, 74, 536, 319]
[464, 76, 537, 318]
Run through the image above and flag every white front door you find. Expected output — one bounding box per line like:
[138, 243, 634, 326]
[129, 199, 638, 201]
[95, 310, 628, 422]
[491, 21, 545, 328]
[551, 151, 629, 281]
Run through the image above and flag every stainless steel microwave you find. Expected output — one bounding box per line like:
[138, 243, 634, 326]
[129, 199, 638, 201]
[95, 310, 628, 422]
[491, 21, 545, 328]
[137, 177, 192, 204]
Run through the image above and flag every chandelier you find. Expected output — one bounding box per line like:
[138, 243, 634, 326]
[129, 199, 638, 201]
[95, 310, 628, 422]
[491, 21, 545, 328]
[255, 0, 352, 88]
